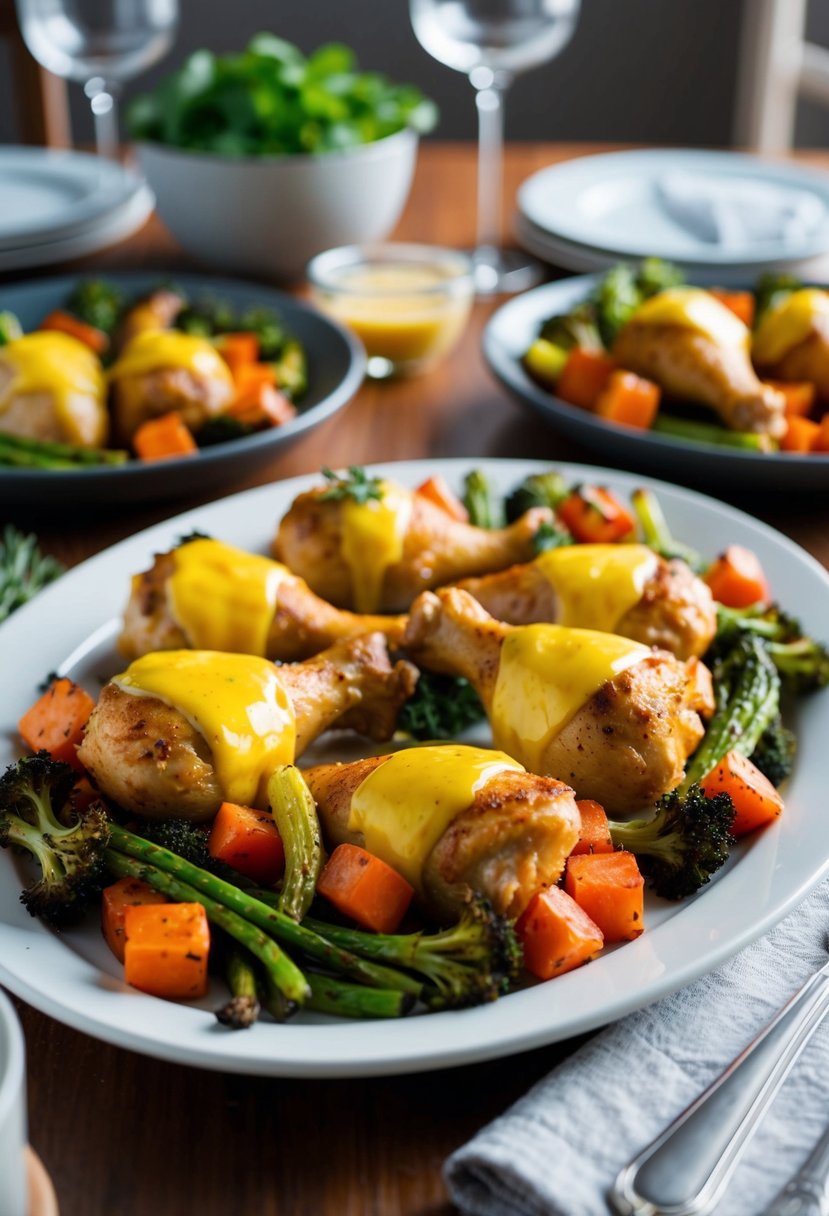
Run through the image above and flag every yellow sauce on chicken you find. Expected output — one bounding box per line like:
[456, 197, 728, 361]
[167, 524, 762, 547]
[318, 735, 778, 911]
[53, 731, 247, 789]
[491, 625, 650, 773]
[348, 745, 524, 890]
[107, 331, 235, 387]
[340, 481, 413, 613]
[629, 288, 749, 349]
[0, 332, 106, 446]
[535, 544, 658, 632]
[113, 651, 296, 807]
[167, 539, 290, 657]
[752, 288, 829, 365]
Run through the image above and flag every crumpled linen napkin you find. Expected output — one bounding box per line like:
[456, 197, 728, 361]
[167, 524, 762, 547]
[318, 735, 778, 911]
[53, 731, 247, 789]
[657, 171, 826, 248]
[445, 879, 829, 1216]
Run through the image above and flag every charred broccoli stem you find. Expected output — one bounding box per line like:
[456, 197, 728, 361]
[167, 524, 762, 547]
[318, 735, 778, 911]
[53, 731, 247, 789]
[462, 469, 504, 529]
[266, 766, 323, 922]
[629, 487, 704, 571]
[713, 603, 829, 693]
[608, 786, 735, 900]
[0, 755, 109, 924]
[504, 471, 571, 523]
[304, 898, 522, 1010]
[750, 715, 797, 787]
[683, 634, 780, 791]
[215, 949, 262, 1029]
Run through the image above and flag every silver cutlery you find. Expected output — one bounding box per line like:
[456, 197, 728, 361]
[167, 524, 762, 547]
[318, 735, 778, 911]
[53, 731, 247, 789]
[609, 955, 829, 1216]
[764, 1117, 829, 1216]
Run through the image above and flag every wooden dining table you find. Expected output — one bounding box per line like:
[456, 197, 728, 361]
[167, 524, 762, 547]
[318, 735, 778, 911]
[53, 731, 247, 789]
[2, 141, 828, 1216]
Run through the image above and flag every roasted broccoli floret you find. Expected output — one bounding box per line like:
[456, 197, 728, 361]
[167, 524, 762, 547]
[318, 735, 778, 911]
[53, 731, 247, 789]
[538, 301, 602, 351]
[306, 896, 523, 1009]
[593, 264, 642, 347]
[713, 603, 829, 693]
[505, 470, 571, 522]
[750, 716, 796, 787]
[635, 257, 685, 299]
[135, 816, 251, 886]
[462, 468, 504, 529]
[398, 671, 486, 740]
[629, 487, 704, 571]
[0, 754, 109, 924]
[608, 785, 735, 900]
[65, 279, 123, 336]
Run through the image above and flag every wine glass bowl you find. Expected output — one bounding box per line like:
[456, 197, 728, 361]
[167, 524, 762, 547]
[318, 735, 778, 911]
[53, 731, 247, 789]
[410, 0, 581, 294]
[15, 0, 178, 159]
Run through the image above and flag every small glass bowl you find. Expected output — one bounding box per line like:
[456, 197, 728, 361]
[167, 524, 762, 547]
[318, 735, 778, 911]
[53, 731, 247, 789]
[307, 243, 474, 378]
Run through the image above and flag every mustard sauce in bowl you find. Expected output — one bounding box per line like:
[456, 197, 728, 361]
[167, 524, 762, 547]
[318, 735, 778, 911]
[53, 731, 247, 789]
[307, 244, 473, 378]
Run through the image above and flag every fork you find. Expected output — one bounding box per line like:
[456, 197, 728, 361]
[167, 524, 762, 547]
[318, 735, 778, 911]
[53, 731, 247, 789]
[610, 955, 829, 1216]
[764, 1118, 829, 1216]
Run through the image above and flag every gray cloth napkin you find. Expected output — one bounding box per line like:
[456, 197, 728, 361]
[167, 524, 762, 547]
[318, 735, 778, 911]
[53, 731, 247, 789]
[657, 172, 826, 247]
[445, 880, 829, 1216]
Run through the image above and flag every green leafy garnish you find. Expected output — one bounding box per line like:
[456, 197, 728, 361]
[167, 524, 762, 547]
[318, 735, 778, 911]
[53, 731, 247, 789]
[0, 528, 63, 624]
[398, 672, 486, 741]
[65, 280, 124, 336]
[532, 520, 573, 554]
[319, 466, 383, 504]
[127, 36, 438, 157]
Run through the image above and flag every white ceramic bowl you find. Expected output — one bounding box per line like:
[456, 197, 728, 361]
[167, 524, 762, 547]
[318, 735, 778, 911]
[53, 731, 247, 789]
[0, 990, 27, 1216]
[136, 129, 419, 282]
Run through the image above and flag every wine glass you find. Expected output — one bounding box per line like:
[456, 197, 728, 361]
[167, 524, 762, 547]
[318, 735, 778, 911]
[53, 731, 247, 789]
[15, 0, 179, 160]
[410, 0, 581, 295]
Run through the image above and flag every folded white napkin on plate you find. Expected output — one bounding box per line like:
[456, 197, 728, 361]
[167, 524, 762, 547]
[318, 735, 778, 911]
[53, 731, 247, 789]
[657, 172, 826, 248]
[444, 879, 829, 1216]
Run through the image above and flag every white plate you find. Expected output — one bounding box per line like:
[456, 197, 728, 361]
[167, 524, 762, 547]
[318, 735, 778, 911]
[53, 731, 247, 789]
[512, 211, 829, 286]
[0, 148, 146, 250]
[483, 277, 829, 493]
[517, 149, 829, 266]
[0, 458, 827, 1077]
[0, 184, 155, 274]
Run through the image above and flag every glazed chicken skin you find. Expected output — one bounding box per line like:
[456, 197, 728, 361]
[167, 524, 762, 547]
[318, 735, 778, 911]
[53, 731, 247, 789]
[0, 332, 108, 447]
[112, 289, 185, 353]
[119, 540, 407, 662]
[752, 288, 829, 401]
[78, 633, 417, 822]
[108, 330, 235, 445]
[454, 545, 717, 660]
[304, 749, 580, 921]
[613, 288, 786, 437]
[273, 477, 552, 613]
[404, 588, 712, 815]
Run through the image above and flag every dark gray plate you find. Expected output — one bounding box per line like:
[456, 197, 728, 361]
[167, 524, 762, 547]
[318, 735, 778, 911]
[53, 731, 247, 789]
[483, 275, 829, 492]
[0, 271, 365, 505]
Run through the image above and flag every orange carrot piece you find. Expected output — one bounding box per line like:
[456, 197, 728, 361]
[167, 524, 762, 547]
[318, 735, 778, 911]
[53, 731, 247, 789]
[123, 902, 210, 1000]
[18, 677, 95, 770]
[571, 800, 614, 856]
[701, 751, 784, 837]
[101, 877, 168, 963]
[709, 290, 755, 328]
[515, 886, 604, 980]
[216, 332, 260, 380]
[208, 802, 285, 885]
[704, 544, 770, 608]
[317, 843, 414, 934]
[133, 412, 198, 462]
[558, 485, 636, 544]
[39, 309, 108, 354]
[565, 852, 645, 943]
[762, 380, 817, 418]
[812, 414, 829, 453]
[594, 370, 661, 430]
[227, 381, 296, 429]
[415, 475, 470, 522]
[781, 415, 821, 453]
[556, 348, 616, 409]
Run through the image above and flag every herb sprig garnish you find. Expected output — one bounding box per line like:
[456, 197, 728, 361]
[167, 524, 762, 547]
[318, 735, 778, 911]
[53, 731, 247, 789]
[0, 527, 63, 624]
[319, 467, 383, 505]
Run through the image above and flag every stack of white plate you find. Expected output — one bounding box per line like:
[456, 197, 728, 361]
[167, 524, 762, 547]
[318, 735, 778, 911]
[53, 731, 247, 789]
[0, 147, 154, 272]
[514, 148, 829, 284]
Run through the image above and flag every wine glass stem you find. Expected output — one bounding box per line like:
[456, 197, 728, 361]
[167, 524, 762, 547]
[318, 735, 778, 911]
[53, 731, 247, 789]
[89, 80, 121, 160]
[473, 76, 510, 264]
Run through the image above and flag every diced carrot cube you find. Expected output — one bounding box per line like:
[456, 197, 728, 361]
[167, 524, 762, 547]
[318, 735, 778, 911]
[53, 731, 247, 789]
[317, 843, 414, 934]
[709, 290, 755, 328]
[565, 852, 644, 943]
[123, 902, 210, 999]
[571, 800, 614, 856]
[704, 544, 770, 608]
[701, 751, 784, 837]
[763, 380, 817, 419]
[515, 886, 604, 980]
[208, 801, 285, 885]
[556, 348, 616, 410]
[133, 412, 198, 462]
[781, 415, 821, 453]
[415, 475, 470, 522]
[558, 486, 636, 544]
[18, 677, 95, 770]
[102, 877, 168, 963]
[595, 370, 661, 430]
